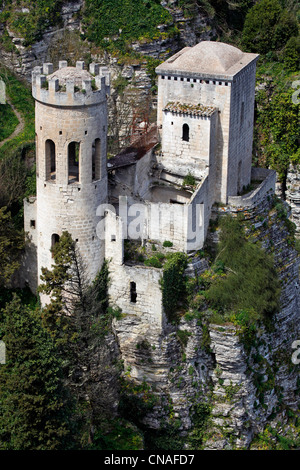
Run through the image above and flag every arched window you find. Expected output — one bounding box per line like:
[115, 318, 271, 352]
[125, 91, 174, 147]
[92, 138, 101, 181]
[182, 123, 189, 142]
[45, 139, 56, 181]
[51, 233, 60, 257]
[68, 141, 80, 183]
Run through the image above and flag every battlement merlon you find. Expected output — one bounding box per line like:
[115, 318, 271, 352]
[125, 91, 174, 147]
[31, 61, 110, 107]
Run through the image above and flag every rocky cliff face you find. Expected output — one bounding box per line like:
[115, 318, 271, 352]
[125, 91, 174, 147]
[0, 0, 214, 153]
[0, 1, 213, 81]
[112, 193, 300, 450]
[0, 1, 83, 78]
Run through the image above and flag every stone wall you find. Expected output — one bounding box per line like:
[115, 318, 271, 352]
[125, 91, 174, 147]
[15, 196, 38, 292]
[226, 62, 257, 197]
[109, 189, 300, 449]
[228, 167, 277, 209]
[160, 108, 217, 179]
[36, 177, 107, 287]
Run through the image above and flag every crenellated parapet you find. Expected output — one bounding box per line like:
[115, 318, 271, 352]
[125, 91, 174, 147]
[32, 60, 110, 107]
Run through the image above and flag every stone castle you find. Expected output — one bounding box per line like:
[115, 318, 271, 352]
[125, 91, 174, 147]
[13, 40, 300, 450]
[23, 41, 276, 318]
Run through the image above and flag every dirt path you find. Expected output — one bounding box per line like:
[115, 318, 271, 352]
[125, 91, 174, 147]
[0, 97, 25, 149]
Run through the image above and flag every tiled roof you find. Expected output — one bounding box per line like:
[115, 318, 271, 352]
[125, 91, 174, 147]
[163, 101, 217, 117]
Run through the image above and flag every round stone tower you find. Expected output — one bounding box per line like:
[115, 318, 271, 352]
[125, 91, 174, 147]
[32, 60, 110, 289]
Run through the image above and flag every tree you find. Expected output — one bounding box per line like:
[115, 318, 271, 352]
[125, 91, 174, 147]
[254, 82, 299, 192]
[0, 294, 74, 450]
[242, 0, 298, 54]
[38, 231, 87, 339]
[283, 36, 300, 72]
[38, 231, 121, 446]
[0, 206, 24, 288]
[205, 0, 255, 31]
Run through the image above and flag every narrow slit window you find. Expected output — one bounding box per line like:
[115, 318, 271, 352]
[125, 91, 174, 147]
[68, 141, 80, 183]
[92, 138, 101, 181]
[130, 281, 137, 303]
[182, 123, 189, 142]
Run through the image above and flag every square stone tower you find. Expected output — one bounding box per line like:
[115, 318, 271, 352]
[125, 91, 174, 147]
[156, 41, 259, 203]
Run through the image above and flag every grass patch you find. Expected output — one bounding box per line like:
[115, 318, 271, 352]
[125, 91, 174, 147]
[82, 0, 175, 54]
[0, 66, 35, 160]
[0, 103, 19, 141]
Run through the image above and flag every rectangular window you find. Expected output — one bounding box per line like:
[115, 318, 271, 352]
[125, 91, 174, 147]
[68, 141, 80, 183]
[130, 282, 137, 303]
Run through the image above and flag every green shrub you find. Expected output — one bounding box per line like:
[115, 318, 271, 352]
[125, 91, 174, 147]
[91, 419, 143, 450]
[242, 0, 298, 54]
[205, 215, 281, 320]
[144, 256, 163, 268]
[188, 402, 211, 449]
[176, 329, 192, 348]
[163, 240, 173, 247]
[160, 252, 188, 323]
[82, 0, 173, 49]
[182, 171, 196, 187]
[283, 36, 300, 72]
[1, 1, 63, 46]
[112, 74, 129, 97]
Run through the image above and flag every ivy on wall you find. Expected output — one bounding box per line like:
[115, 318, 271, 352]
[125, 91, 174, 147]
[160, 252, 188, 323]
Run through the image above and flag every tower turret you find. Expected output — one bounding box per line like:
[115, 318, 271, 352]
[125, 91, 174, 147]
[32, 60, 110, 292]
